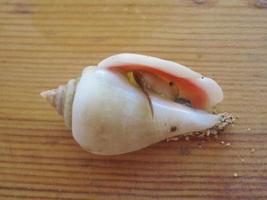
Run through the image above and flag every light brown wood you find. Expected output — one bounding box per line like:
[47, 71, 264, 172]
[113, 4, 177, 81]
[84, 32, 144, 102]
[1, 0, 267, 199]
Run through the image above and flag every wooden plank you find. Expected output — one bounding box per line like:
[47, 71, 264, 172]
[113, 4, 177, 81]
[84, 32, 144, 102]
[0, 0, 267, 199]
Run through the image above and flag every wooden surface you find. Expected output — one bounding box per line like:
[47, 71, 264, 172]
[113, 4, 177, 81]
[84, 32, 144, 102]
[1, 0, 267, 199]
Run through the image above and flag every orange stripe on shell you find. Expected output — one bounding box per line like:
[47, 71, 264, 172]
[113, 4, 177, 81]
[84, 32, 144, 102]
[108, 64, 208, 109]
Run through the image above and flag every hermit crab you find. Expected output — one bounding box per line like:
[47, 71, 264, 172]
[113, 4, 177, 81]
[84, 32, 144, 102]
[41, 53, 233, 155]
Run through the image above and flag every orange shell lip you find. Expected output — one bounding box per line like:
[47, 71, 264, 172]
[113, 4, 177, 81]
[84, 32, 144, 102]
[108, 64, 208, 109]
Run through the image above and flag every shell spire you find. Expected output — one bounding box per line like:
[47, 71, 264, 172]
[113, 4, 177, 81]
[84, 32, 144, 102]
[40, 79, 79, 129]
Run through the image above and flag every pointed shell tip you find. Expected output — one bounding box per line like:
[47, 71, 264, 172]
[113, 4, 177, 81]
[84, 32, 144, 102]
[40, 89, 57, 107]
[40, 90, 49, 98]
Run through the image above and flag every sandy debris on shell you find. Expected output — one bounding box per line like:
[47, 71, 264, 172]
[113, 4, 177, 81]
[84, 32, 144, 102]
[192, 112, 235, 137]
[166, 112, 235, 142]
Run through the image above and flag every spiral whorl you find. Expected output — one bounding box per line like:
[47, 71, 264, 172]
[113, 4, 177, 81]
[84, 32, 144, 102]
[40, 79, 79, 129]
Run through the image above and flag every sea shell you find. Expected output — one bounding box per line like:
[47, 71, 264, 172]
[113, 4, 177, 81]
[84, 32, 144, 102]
[41, 53, 230, 155]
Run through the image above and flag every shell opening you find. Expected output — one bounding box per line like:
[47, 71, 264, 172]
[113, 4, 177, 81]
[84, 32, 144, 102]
[125, 71, 194, 109]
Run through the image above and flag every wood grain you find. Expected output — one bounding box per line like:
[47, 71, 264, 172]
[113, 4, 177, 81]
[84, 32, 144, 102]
[0, 0, 267, 199]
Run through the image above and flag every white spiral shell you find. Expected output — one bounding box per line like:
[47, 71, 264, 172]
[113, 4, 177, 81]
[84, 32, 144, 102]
[41, 53, 229, 155]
